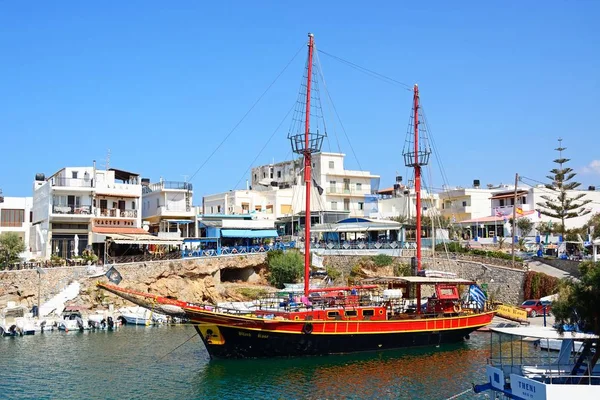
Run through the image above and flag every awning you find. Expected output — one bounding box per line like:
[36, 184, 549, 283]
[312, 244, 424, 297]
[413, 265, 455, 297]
[221, 229, 279, 238]
[164, 219, 194, 224]
[111, 234, 182, 246]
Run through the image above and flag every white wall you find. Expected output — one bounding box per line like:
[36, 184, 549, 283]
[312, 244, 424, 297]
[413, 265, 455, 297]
[0, 196, 33, 260]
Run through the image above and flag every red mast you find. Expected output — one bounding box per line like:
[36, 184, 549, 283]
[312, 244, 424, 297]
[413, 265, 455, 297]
[413, 84, 421, 272]
[303, 34, 315, 297]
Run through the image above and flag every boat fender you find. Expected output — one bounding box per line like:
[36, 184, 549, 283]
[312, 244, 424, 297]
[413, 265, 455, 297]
[453, 304, 461, 313]
[302, 322, 313, 335]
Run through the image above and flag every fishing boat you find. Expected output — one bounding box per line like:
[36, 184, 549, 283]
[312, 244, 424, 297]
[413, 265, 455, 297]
[473, 326, 600, 399]
[98, 33, 494, 358]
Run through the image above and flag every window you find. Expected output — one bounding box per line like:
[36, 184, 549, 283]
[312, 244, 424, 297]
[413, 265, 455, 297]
[329, 161, 334, 169]
[254, 174, 257, 181]
[331, 201, 338, 210]
[329, 181, 336, 193]
[210, 206, 214, 213]
[72, 171, 78, 179]
[499, 199, 505, 207]
[131, 201, 136, 210]
[327, 311, 339, 319]
[510, 198, 515, 206]
[362, 309, 375, 317]
[358, 202, 364, 210]
[344, 310, 357, 317]
[356, 182, 362, 191]
[343, 178, 350, 192]
[263, 172, 266, 178]
[270, 169, 273, 179]
[277, 171, 281, 178]
[1, 209, 24, 227]
[442, 203, 445, 209]
[344, 198, 350, 211]
[462, 201, 467, 207]
[522, 196, 527, 204]
[217, 205, 221, 213]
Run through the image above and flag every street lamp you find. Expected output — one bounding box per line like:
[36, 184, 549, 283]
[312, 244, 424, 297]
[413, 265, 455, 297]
[35, 266, 46, 318]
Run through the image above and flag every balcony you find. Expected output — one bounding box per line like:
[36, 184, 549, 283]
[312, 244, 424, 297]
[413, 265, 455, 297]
[94, 208, 138, 218]
[157, 204, 193, 216]
[51, 178, 93, 188]
[52, 205, 92, 215]
[146, 181, 193, 193]
[326, 187, 367, 197]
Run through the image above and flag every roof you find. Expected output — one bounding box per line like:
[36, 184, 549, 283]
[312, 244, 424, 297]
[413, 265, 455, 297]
[311, 218, 401, 233]
[361, 276, 476, 285]
[109, 168, 139, 181]
[460, 210, 535, 224]
[489, 190, 528, 200]
[490, 326, 599, 340]
[92, 227, 148, 234]
[221, 229, 279, 238]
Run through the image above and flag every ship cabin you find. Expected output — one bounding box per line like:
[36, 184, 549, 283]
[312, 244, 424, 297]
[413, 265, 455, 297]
[242, 276, 481, 322]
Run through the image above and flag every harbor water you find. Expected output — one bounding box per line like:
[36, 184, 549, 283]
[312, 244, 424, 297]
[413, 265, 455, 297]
[0, 325, 492, 399]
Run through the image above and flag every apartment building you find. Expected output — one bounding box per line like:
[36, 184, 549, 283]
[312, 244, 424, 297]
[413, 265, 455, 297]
[0, 195, 33, 260]
[142, 179, 197, 238]
[31, 166, 145, 259]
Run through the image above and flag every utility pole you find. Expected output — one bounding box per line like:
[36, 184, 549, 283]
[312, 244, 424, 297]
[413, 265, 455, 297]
[511, 173, 519, 268]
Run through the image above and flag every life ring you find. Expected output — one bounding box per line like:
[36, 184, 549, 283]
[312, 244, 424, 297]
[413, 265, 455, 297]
[453, 304, 462, 313]
[302, 322, 313, 335]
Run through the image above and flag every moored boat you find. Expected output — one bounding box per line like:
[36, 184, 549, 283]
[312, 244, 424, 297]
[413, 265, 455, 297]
[473, 326, 600, 399]
[98, 32, 495, 359]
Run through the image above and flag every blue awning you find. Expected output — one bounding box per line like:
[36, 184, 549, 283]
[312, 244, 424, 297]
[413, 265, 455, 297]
[221, 229, 279, 238]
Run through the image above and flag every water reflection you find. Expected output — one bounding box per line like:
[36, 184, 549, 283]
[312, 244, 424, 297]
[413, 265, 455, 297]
[193, 335, 491, 399]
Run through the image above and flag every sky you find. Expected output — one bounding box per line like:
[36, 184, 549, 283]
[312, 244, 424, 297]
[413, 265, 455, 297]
[1, 1, 599, 200]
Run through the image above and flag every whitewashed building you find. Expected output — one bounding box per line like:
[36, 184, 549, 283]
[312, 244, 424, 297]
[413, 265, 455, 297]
[0, 195, 33, 260]
[250, 152, 380, 218]
[31, 166, 147, 260]
[141, 179, 197, 238]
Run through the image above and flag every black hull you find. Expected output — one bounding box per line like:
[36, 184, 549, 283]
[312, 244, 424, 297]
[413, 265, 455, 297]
[195, 325, 478, 359]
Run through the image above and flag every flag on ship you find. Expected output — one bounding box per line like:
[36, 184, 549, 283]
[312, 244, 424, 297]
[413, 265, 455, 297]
[105, 266, 123, 285]
[469, 285, 487, 307]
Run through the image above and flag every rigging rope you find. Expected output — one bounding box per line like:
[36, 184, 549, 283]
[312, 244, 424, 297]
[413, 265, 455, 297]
[318, 49, 413, 91]
[443, 387, 473, 400]
[233, 103, 296, 190]
[185, 42, 305, 187]
[155, 331, 199, 362]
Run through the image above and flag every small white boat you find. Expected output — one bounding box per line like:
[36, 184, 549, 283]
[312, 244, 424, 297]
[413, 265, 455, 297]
[473, 325, 600, 399]
[56, 307, 89, 332]
[537, 337, 585, 353]
[117, 306, 167, 326]
[1, 302, 30, 336]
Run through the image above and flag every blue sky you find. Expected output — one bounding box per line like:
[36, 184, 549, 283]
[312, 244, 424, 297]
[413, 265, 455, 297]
[1, 1, 599, 199]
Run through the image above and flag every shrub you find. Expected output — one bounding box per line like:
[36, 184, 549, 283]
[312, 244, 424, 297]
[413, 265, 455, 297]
[436, 241, 467, 253]
[393, 262, 411, 276]
[267, 250, 303, 289]
[523, 271, 559, 300]
[372, 254, 393, 267]
[237, 288, 269, 300]
[326, 266, 341, 281]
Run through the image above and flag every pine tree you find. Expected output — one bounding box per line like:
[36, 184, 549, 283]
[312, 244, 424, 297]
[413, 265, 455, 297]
[536, 138, 591, 236]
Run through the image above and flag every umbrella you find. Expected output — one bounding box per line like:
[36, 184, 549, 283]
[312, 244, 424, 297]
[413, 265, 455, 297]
[73, 235, 79, 257]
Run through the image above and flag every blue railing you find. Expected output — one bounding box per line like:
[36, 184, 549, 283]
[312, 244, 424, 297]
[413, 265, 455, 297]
[181, 242, 296, 258]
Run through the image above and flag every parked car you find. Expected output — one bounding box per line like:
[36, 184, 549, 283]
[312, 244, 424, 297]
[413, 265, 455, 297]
[519, 299, 552, 317]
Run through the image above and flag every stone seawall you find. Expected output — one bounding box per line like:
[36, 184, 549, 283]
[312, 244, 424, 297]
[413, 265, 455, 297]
[0, 252, 526, 311]
[324, 255, 526, 305]
[0, 254, 267, 311]
[532, 257, 581, 277]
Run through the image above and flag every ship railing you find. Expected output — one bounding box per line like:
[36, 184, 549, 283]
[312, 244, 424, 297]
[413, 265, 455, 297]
[488, 357, 600, 385]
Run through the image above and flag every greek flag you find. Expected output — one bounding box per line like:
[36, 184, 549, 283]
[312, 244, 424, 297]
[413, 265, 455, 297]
[469, 285, 486, 307]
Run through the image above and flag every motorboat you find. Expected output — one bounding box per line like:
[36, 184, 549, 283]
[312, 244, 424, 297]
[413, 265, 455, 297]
[474, 325, 599, 399]
[117, 306, 167, 326]
[1, 302, 29, 336]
